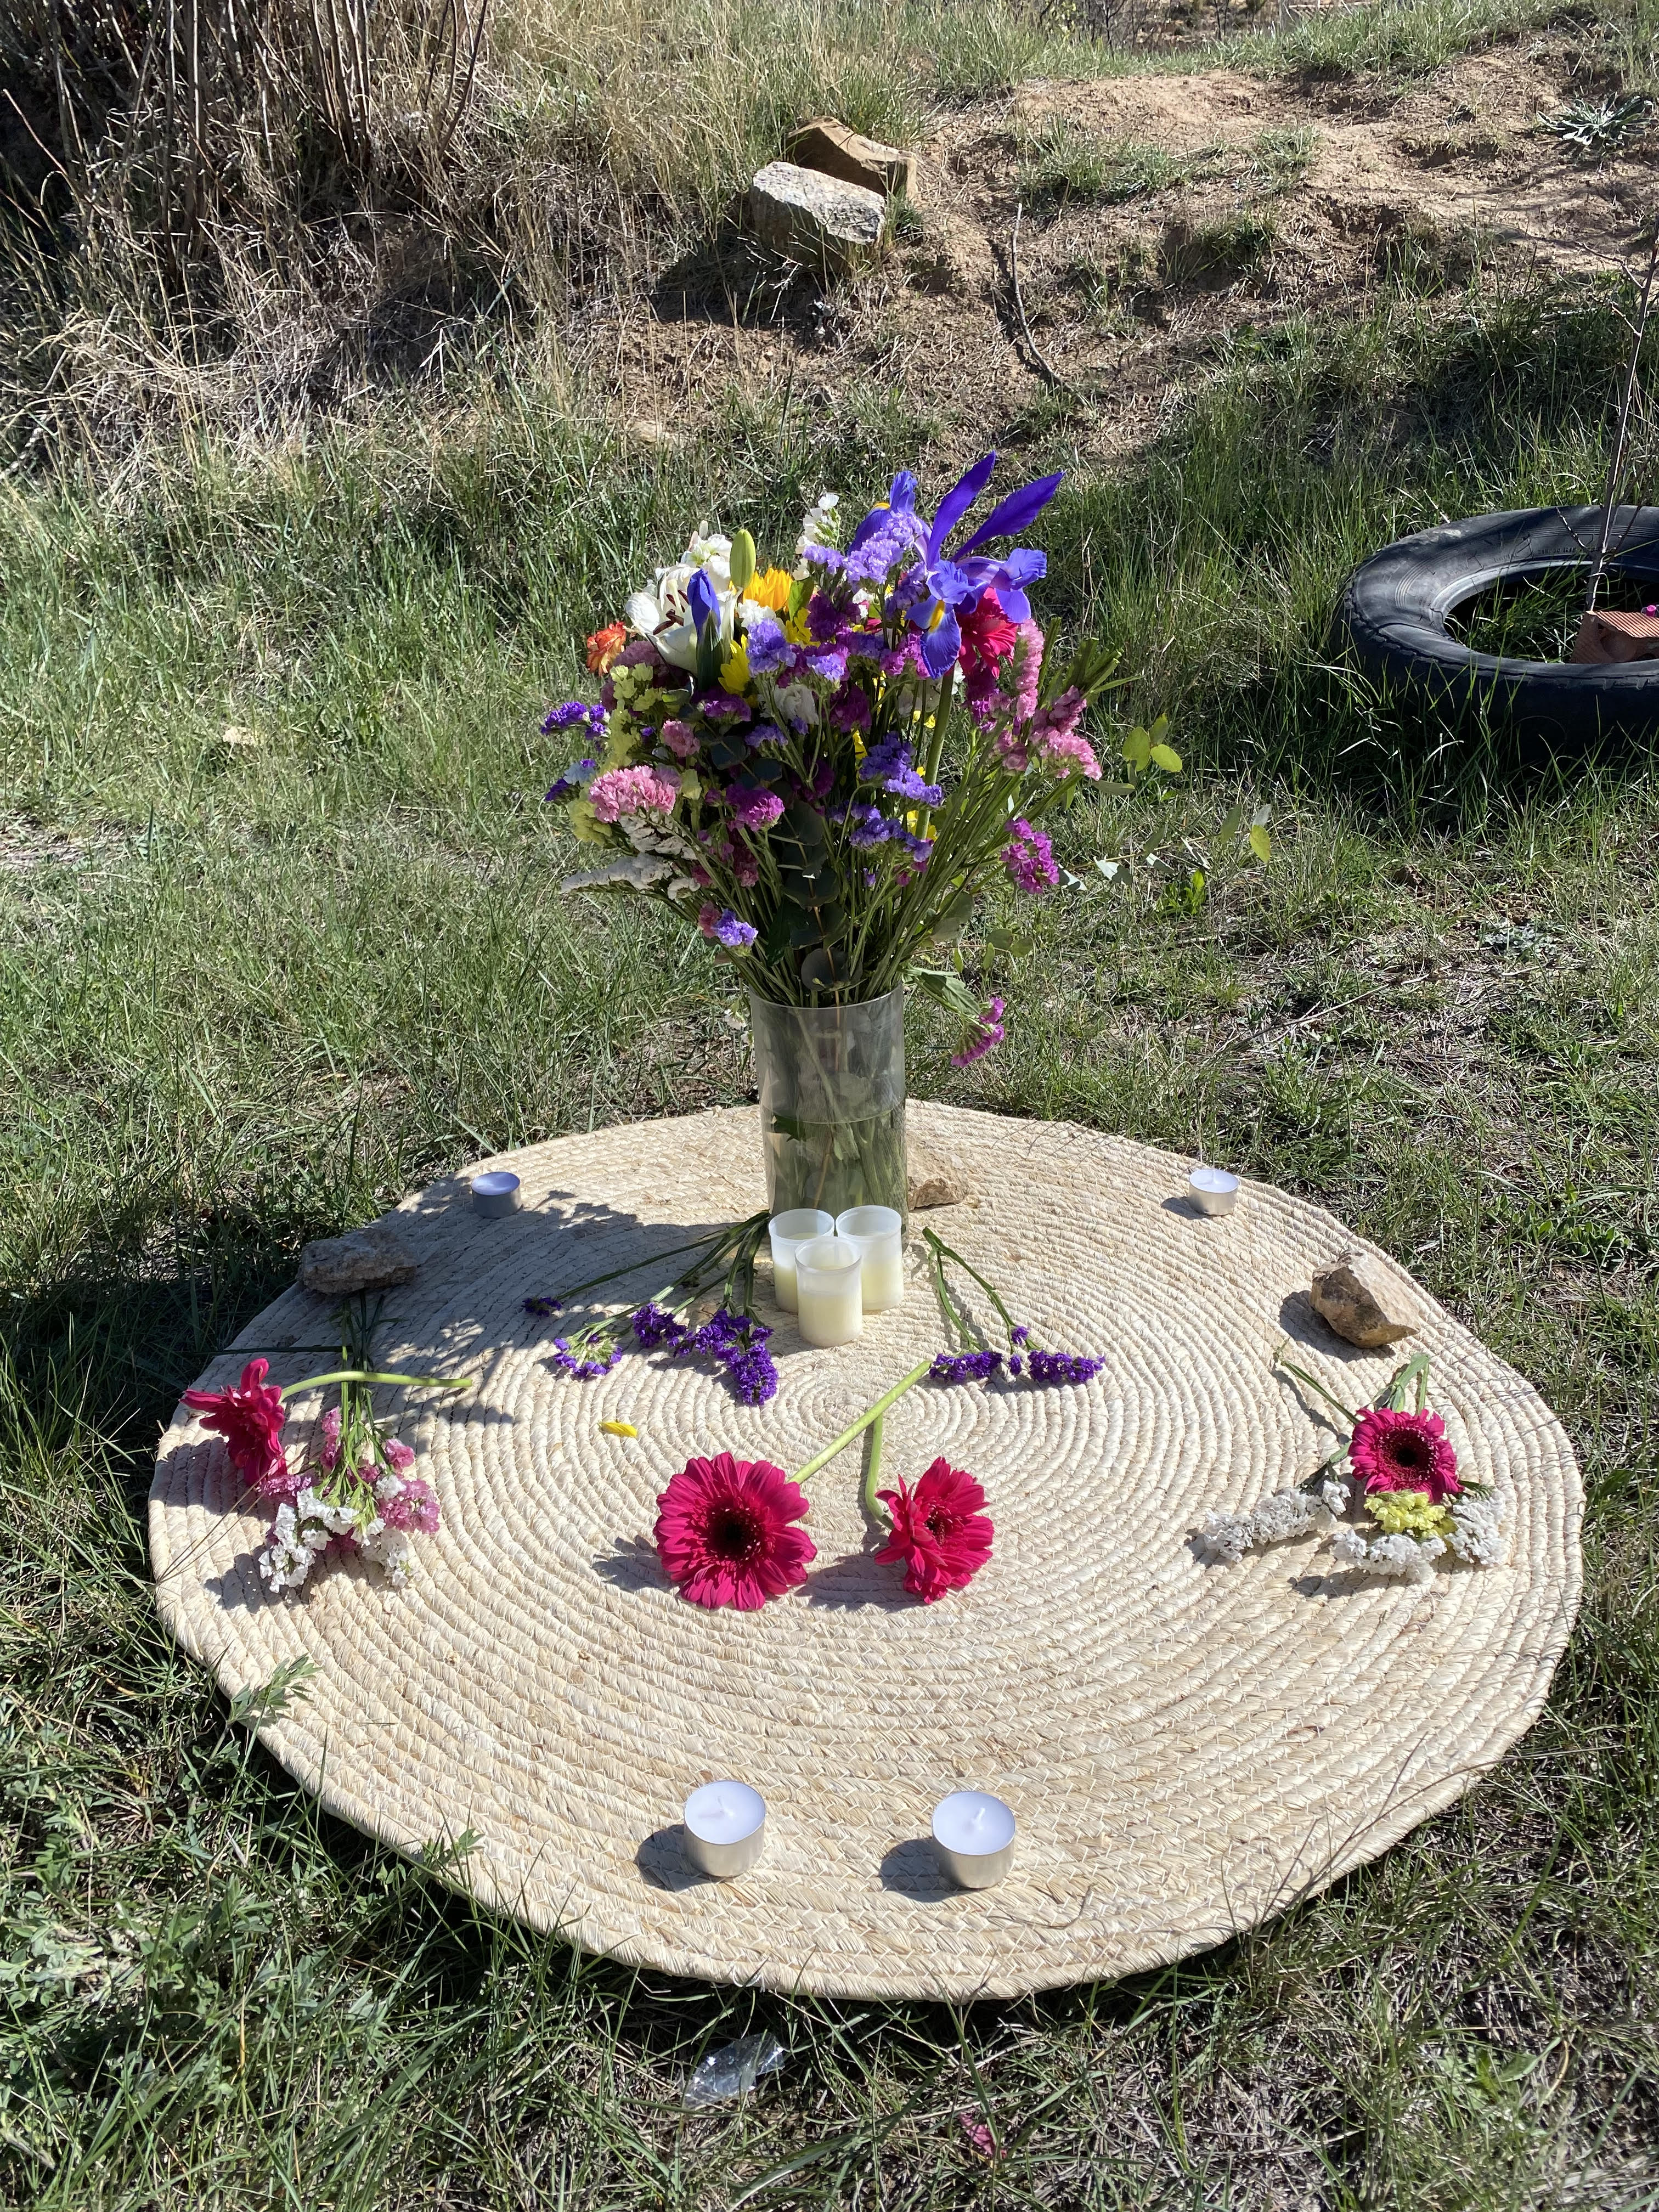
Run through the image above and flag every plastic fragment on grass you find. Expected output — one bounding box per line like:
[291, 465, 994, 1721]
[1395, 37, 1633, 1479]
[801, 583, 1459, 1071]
[684, 2033, 787, 2108]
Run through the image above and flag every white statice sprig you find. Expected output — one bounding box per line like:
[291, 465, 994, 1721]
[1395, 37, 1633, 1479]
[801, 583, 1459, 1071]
[1200, 1345, 1510, 1586]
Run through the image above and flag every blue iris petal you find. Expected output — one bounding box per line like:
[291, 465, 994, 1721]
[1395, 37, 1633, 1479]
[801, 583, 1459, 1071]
[956, 471, 1063, 558]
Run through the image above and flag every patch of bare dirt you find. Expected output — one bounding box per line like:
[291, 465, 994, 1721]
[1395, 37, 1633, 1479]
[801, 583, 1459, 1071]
[576, 38, 1659, 462]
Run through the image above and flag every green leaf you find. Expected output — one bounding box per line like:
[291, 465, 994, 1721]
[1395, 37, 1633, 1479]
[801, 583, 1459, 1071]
[1149, 743, 1183, 773]
[1122, 726, 1152, 773]
[1248, 823, 1273, 863]
[907, 965, 983, 1020]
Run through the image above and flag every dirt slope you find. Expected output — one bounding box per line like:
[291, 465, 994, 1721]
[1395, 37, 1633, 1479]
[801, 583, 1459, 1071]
[588, 38, 1657, 461]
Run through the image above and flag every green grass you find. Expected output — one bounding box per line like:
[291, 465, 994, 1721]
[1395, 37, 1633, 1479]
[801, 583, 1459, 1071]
[5, 274, 1659, 2205]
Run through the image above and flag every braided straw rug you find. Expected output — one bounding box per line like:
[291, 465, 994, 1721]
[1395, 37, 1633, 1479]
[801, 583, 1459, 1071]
[150, 1103, 1581, 2000]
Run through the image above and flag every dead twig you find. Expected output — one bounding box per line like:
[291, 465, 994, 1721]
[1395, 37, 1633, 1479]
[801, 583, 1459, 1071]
[1010, 202, 1071, 393]
[1585, 232, 1659, 613]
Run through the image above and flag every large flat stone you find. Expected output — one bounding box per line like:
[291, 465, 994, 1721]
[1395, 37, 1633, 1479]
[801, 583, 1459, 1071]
[787, 117, 915, 201]
[748, 161, 885, 274]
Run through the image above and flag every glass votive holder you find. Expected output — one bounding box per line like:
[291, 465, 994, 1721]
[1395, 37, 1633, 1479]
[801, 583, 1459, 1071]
[931, 1791, 1016, 1889]
[834, 1205, 905, 1312]
[1188, 1166, 1239, 1218]
[794, 1236, 864, 1347]
[767, 1209, 835, 1313]
[682, 1780, 766, 1879]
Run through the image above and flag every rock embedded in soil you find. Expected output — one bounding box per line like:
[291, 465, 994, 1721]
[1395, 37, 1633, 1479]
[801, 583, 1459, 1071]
[748, 162, 886, 274]
[787, 117, 915, 201]
[298, 1220, 420, 1296]
[1310, 1248, 1421, 1348]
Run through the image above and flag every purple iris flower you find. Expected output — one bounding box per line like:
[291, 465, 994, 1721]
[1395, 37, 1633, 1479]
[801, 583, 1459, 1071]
[879, 454, 1063, 678]
[686, 567, 720, 637]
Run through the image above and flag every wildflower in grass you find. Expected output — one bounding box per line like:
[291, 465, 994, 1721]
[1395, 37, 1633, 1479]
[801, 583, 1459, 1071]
[654, 1454, 816, 1609]
[874, 1458, 994, 1603]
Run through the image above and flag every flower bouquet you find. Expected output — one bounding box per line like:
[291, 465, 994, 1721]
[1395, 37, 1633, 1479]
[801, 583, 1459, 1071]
[540, 455, 1143, 1218]
[1201, 1351, 1506, 1586]
[180, 1303, 470, 1594]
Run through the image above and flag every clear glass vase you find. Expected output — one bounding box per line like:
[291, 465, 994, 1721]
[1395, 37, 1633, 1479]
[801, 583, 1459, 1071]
[748, 990, 907, 1223]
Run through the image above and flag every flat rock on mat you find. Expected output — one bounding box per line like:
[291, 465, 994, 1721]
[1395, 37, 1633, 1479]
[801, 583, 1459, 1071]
[151, 1103, 1581, 2001]
[297, 1219, 420, 1296]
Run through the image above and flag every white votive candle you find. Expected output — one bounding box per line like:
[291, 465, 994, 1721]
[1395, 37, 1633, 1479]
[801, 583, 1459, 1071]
[471, 1170, 521, 1218]
[683, 1780, 766, 1878]
[767, 1209, 835, 1312]
[1188, 1165, 1239, 1218]
[932, 1791, 1016, 1890]
[834, 1205, 905, 1313]
[794, 1235, 864, 1347]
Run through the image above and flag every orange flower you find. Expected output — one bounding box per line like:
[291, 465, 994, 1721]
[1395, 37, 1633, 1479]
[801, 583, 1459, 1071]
[585, 621, 628, 674]
[742, 567, 793, 613]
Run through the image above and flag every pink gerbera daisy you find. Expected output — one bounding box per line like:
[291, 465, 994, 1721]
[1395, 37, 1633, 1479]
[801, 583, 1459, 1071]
[653, 1453, 816, 1609]
[180, 1358, 290, 1494]
[1350, 1406, 1460, 1502]
[874, 1458, 994, 1603]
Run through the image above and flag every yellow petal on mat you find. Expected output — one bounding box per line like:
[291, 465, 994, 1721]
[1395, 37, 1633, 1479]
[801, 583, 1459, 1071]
[599, 1420, 638, 1438]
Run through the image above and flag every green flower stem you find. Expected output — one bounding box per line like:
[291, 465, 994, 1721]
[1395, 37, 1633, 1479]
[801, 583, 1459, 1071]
[861, 1412, 886, 1522]
[794, 1358, 932, 1485]
[278, 1369, 471, 1400]
[1272, 1352, 1358, 1426]
[538, 1218, 763, 1311]
[923, 1227, 1019, 1346]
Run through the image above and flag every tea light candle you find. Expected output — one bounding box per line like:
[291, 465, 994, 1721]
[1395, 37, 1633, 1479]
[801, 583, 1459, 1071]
[932, 1791, 1016, 1889]
[766, 1209, 835, 1312]
[1188, 1166, 1239, 1218]
[471, 1170, 522, 1218]
[794, 1235, 864, 1347]
[834, 1205, 905, 1312]
[682, 1780, 766, 1878]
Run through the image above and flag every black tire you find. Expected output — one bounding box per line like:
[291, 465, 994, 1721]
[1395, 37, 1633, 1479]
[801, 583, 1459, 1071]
[1334, 504, 1659, 755]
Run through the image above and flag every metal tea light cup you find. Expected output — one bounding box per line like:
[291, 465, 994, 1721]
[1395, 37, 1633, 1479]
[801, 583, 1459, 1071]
[931, 1791, 1016, 1889]
[471, 1170, 522, 1218]
[682, 1781, 766, 1879]
[1187, 1166, 1239, 1218]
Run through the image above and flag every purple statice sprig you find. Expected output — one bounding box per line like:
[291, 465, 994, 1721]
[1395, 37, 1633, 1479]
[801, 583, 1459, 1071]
[923, 1227, 1103, 1389]
[635, 1300, 778, 1406]
[525, 1210, 777, 1406]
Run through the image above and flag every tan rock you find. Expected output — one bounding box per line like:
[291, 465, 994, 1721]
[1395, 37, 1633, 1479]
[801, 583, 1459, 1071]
[1310, 1248, 1420, 1348]
[298, 1220, 419, 1297]
[908, 1141, 970, 1211]
[748, 162, 885, 275]
[787, 117, 915, 201]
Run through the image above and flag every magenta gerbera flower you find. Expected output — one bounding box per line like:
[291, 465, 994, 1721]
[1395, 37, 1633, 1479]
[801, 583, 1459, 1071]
[1350, 1406, 1460, 1502]
[180, 1358, 290, 1494]
[653, 1453, 816, 1609]
[874, 1457, 994, 1604]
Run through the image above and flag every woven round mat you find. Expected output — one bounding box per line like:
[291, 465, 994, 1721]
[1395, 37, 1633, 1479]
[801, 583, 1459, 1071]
[150, 1104, 1582, 2000]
